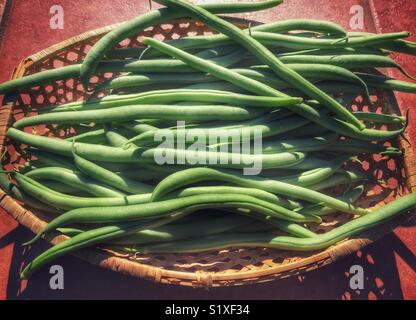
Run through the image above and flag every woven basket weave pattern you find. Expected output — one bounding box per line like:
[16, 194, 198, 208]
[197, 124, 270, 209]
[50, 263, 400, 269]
[0, 18, 414, 288]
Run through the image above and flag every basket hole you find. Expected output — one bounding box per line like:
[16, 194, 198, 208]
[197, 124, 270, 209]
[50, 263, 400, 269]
[387, 177, 398, 189]
[160, 24, 173, 31]
[387, 159, 396, 171]
[66, 92, 73, 101]
[35, 95, 45, 105]
[66, 51, 79, 62]
[66, 79, 75, 89]
[90, 76, 100, 84]
[119, 39, 131, 47]
[103, 72, 114, 79]
[53, 60, 64, 68]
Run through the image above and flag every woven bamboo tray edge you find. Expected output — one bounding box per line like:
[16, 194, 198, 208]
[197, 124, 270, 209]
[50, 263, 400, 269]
[0, 19, 415, 288]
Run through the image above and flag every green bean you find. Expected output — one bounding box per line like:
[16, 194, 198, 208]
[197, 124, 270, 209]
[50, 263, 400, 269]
[254, 18, 346, 36]
[0, 173, 57, 213]
[79, 0, 284, 87]
[324, 139, 402, 156]
[21, 211, 188, 278]
[26, 149, 78, 171]
[348, 32, 416, 55]
[95, 73, 216, 92]
[25, 167, 126, 197]
[287, 64, 370, 97]
[272, 165, 342, 187]
[378, 39, 416, 55]
[126, 113, 310, 147]
[139, 191, 416, 254]
[39, 181, 85, 195]
[286, 122, 331, 138]
[274, 54, 416, 80]
[226, 208, 316, 238]
[106, 42, 238, 60]
[14, 104, 262, 129]
[356, 72, 416, 94]
[263, 155, 345, 174]
[26, 193, 321, 245]
[177, 186, 301, 210]
[104, 126, 130, 147]
[120, 121, 159, 135]
[145, 149, 307, 170]
[152, 168, 369, 215]
[353, 111, 406, 125]
[298, 186, 365, 216]
[73, 153, 153, 195]
[41, 89, 302, 113]
[0, 64, 81, 94]
[64, 128, 107, 144]
[211, 134, 338, 154]
[150, 1, 364, 130]
[308, 171, 367, 191]
[233, 65, 371, 100]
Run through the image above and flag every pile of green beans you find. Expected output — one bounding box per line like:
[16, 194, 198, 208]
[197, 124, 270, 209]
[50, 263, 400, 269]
[0, 0, 414, 279]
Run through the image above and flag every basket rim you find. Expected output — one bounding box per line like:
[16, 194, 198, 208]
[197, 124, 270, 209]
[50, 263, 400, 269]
[1, 18, 415, 288]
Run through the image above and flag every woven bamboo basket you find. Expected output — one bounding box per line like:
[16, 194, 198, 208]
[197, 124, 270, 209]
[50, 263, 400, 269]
[1, 17, 416, 288]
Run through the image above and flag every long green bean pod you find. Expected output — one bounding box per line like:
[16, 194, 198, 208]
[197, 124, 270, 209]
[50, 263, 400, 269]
[140, 30, 407, 56]
[41, 89, 303, 113]
[298, 186, 365, 216]
[73, 153, 153, 195]
[13, 104, 262, 129]
[25, 167, 126, 197]
[356, 72, 416, 94]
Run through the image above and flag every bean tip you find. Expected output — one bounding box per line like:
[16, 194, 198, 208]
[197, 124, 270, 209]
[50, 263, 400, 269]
[22, 236, 39, 247]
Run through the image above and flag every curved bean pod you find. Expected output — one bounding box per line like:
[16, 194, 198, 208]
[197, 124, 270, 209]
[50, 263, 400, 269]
[25, 167, 126, 197]
[41, 89, 303, 113]
[73, 153, 153, 195]
[14, 104, 261, 129]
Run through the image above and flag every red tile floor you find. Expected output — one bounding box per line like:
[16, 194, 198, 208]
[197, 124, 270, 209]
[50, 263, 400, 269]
[0, 0, 415, 300]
